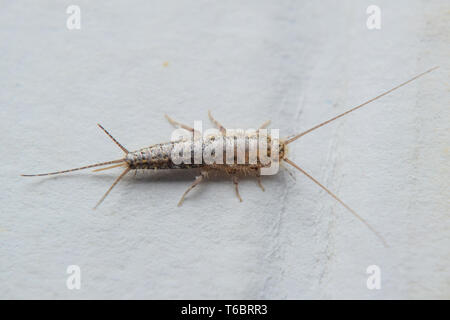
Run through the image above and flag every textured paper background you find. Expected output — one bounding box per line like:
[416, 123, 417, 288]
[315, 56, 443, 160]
[0, 0, 448, 299]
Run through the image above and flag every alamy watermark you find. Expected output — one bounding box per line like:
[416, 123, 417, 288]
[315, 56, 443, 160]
[366, 265, 381, 290]
[366, 5, 381, 30]
[167, 121, 280, 175]
[66, 265, 81, 290]
[66, 5, 81, 30]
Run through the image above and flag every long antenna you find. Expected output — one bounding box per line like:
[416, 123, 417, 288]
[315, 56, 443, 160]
[284, 158, 388, 247]
[286, 66, 439, 144]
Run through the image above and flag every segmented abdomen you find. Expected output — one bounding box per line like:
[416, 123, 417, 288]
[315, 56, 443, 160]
[125, 135, 280, 171]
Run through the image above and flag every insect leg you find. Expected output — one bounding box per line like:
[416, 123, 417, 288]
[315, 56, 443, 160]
[252, 168, 265, 192]
[256, 175, 265, 192]
[94, 167, 131, 209]
[164, 114, 195, 133]
[208, 110, 226, 135]
[258, 120, 271, 130]
[177, 171, 207, 206]
[232, 175, 243, 202]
